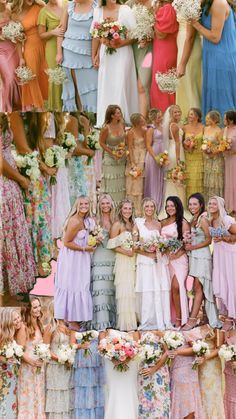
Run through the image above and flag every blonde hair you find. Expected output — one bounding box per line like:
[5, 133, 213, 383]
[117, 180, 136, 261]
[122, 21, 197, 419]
[130, 113, 145, 127]
[21, 297, 44, 340]
[206, 110, 221, 126]
[62, 195, 93, 239]
[44, 300, 60, 336]
[208, 195, 227, 227]
[148, 108, 162, 124]
[0, 308, 20, 347]
[116, 198, 135, 227]
[11, 0, 42, 15]
[169, 104, 181, 119]
[142, 198, 158, 219]
[97, 194, 116, 225]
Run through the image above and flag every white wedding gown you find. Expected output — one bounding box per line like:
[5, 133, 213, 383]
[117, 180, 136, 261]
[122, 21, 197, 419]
[92, 5, 139, 127]
[135, 218, 172, 330]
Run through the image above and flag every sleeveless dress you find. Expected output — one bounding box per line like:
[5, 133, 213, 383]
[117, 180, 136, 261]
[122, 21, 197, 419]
[54, 217, 95, 322]
[19, 4, 48, 110]
[126, 134, 146, 216]
[17, 330, 46, 419]
[184, 131, 204, 198]
[74, 337, 105, 419]
[0, 16, 21, 111]
[67, 133, 87, 206]
[138, 332, 171, 419]
[62, 0, 97, 112]
[90, 229, 116, 330]
[224, 125, 236, 213]
[144, 126, 165, 213]
[189, 220, 221, 328]
[104, 330, 139, 419]
[135, 218, 172, 330]
[1, 129, 36, 295]
[0, 358, 18, 418]
[161, 222, 189, 326]
[45, 331, 74, 418]
[92, 5, 139, 126]
[203, 134, 224, 203]
[100, 128, 126, 206]
[176, 16, 202, 118]
[107, 231, 137, 331]
[201, 6, 236, 120]
[224, 333, 236, 419]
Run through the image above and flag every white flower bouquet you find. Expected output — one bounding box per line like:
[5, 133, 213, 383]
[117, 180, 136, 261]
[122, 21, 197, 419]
[139, 333, 162, 367]
[45, 66, 67, 85]
[161, 331, 185, 366]
[61, 132, 77, 154]
[2, 21, 25, 43]
[172, 0, 202, 21]
[43, 145, 67, 185]
[155, 68, 178, 94]
[219, 344, 236, 374]
[75, 330, 99, 357]
[129, 4, 155, 45]
[98, 333, 139, 372]
[121, 236, 134, 250]
[192, 339, 210, 370]
[0, 340, 24, 362]
[15, 66, 36, 85]
[34, 343, 51, 373]
[12, 150, 41, 182]
[57, 344, 77, 368]
[86, 129, 100, 165]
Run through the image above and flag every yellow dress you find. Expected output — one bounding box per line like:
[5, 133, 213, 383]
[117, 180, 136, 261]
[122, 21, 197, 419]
[184, 132, 204, 199]
[176, 16, 202, 119]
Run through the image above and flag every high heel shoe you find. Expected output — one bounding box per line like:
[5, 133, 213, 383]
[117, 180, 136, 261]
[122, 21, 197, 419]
[222, 318, 235, 332]
[181, 317, 199, 331]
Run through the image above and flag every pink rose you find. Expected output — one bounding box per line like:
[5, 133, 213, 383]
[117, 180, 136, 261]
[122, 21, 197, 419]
[113, 32, 120, 39]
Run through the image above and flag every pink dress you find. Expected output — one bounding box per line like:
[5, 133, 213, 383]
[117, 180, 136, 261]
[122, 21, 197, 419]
[224, 333, 236, 419]
[0, 16, 21, 111]
[224, 125, 236, 213]
[150, 4, 178, 112]
[17, 329, 46, 419]
[161, 222, 189, 326]
[212, 215, 236, 319]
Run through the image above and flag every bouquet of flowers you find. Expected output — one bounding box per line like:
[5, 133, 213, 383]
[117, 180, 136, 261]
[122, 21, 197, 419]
[15, 66, 36, 85]
[121, 235, 134, 250]
[91, 18, 127, 55]
[183, 231, 195, 244]
[61, 132, 77, 154]
[12, 150, 41, 182]
[112, 142, 129, 159]
[34, 343, 51, 373]
[172, 0, 202, 21]
[165, 237, 183, 254]
[201, 138, 219, 154]
[219, 344, 236, 374]
[57, 344, 77, 368]
[129, 4, 155, 46]
[155, 150, 170, 167]
[43, 145, 67, 185]
[166, 161, 186, 186]
[0, 340, 24, 362]
[155, 68, 178, 94]
[217, 137, 232, 152]
[209, 226, 228, 238]
[161, 331, 185, 366]
[129, 167, 143, 178]
[183, 135, 197, 152]
[2, 21, 25, 43]
[98, 333, 139, 372]
[88, 224, 105, 246]
[86, 129, 100, 165]
[136, 235, 160, 253]
[192, 340, 210, 370]
[45, 66, 67, 85]
[75, 330, 99, 357]
[138, 333, 162, 367]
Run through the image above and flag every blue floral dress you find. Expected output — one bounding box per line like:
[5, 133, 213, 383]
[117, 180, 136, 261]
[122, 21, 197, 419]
[0, 361, 18, 418]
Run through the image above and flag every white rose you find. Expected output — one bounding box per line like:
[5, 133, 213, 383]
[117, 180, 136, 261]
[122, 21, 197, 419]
[5, 347, 15, 358]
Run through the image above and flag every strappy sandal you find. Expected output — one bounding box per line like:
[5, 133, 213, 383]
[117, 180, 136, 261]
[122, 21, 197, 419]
[222, 318, 235, 332]
[181, 317, 198, 331]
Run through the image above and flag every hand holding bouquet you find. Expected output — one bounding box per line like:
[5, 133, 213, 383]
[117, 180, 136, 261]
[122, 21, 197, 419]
[129, 166, 143, 178]
[75, 330, 99, 357]
[112, 142, 128, 159]
[45, 66, 67, 85]
[15, 66, 36, 85]
[2, 21, 25, 43]
[166, 161, 186, 186]
[155, 150, 170, 167]
[57, 344, 77, 368]
[34, 343, 51, 373]
[0, 340, 24, 362]
[86, 129, 100, 165]
[138, 333, 162, 367]
[91, 18, 127, 55]
[192, 340, 210, 370]
[209, 226, 228, 238]
[88, 224, 104, 246]
[61, 132, 77, 158]
[219, 344, 236, 374]
[183, 135, 197, 152]
[155, 68, 178, 94]
[12, 150, 41, 182]
[43, 145, 67, 184]
[218, 137, 232, 152]
[172, 0, 202, 21]
[98, 333, 139, 372]
[201, 138, 219, 155]
[129, 4, 155, 47]
[161, 331, 185, 366]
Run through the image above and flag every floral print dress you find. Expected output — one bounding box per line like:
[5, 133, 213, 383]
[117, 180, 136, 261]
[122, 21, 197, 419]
[0, 360, 18, 418]
[138, 332, 171, 419]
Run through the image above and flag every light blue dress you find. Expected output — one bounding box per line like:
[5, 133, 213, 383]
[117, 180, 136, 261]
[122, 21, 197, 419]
[74, 338, 105, 419]
[0, 361, 18, 418]
[67, 134, 87, 206]
[62, 1, 98, 112]
[201, 6, 236, 120]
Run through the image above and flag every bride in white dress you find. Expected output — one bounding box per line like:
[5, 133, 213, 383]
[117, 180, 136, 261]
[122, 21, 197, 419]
[134, 199, 172, 330]
[91, 0, 139, 127]
[102, 329, 139, 419]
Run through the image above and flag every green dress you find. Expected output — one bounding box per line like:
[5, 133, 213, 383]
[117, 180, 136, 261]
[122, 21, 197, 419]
[184, 132, 204, 200]
[38, 7, 63, 111]
[203, 135, 224, 203]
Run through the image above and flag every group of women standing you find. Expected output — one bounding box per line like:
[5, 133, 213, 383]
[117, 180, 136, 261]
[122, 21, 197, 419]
[0, 302, 236, 419]
[1, 0, 236, 124]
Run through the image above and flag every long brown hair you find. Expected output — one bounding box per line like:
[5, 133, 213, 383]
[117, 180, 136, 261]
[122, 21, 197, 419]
[104, 105, 123, 125]
[0, 113, 9, 134]
[21, 297, 44, 340]
[116, 198, 135, 228]
[24, 112, 50, 156]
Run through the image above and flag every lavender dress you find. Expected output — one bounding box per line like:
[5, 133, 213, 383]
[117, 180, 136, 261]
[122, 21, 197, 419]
[54, 217, 95, 322]
[144, 126, 164, 212]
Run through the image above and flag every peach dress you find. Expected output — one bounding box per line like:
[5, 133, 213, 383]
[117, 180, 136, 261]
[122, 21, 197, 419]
[19, 4, 48, 110]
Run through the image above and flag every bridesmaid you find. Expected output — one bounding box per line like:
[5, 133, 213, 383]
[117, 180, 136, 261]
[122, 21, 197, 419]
[99, 105, 127, 206]
[150, 0, 178, 112]
[91, 194, 116, 330]
[223, 110, 236, 216]
[183, 193, 220, 330]
[183, 108, 204, 199]
[125, 113, 147, 217]
[138, 330, 170, 419]
[11, 0, 48, 111]
[0, 1, 21, 111]
[161, 196, 189, 328]
[203, 111, 224, 203]
[0, 308, 23, 418]
[38, 0, 65, 111]
[1, 113, 36, 297]
[16, 297, 45, 419]
[107, 199, 137, 331]
[208, 195, 236, 331]
[144, 108, 165, 212]
[43, 301, 74, 419]
[224, 328, 236, 418]
[54, 196, 96, 328]
[134, 198, 172, 330]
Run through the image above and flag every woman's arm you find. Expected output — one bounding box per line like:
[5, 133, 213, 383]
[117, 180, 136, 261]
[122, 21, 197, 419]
[15, 326, 42, 367]
[127, 129, 135, 166]
[56, 6, 68, 64]
[185, 217, 211, 251]
[99, 126, 114, 157]
[65, 116, 94, 157]
[177, 24, 196, 77]
[2, 158, 30, 189]
[38, 23, 64, 40]
[43, 325, 58, 361]
[110, 222, 133, 257]
[63, 218, 96, 252]
[92, 38, 100, 68]
[170, 123, 180, 163]
[8, 113, 32, 154]
[145, 128, 156, 159]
